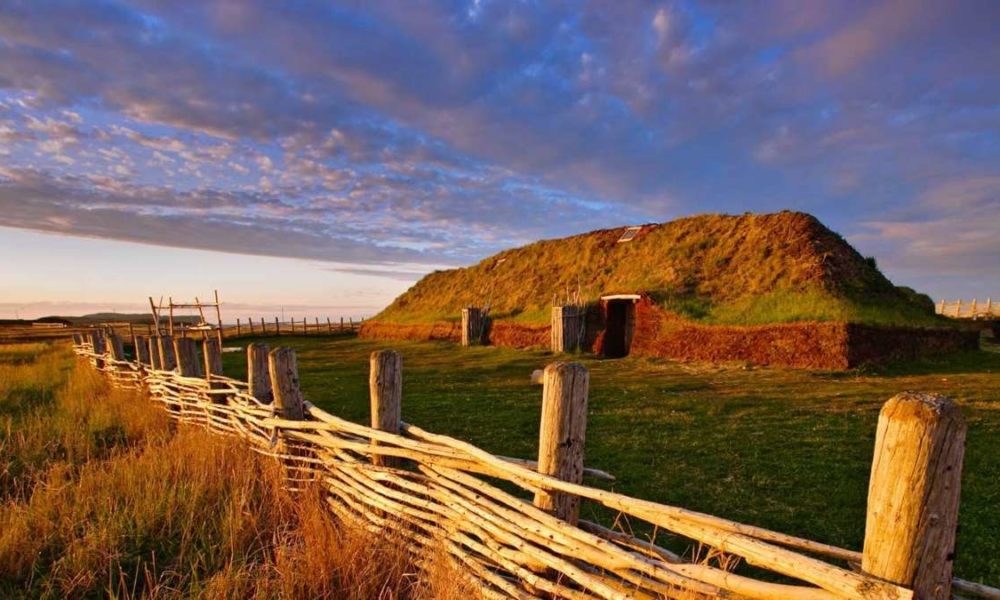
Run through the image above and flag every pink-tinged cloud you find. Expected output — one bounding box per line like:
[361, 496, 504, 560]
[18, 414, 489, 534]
[0, 0, 997, 301]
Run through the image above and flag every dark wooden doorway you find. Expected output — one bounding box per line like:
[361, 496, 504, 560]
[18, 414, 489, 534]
[603, 300, 631, 358]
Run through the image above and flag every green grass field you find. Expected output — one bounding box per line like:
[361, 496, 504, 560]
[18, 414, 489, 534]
[223, 334, 1000, 584]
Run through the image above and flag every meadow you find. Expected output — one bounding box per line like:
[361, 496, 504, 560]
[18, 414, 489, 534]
[0, 342, 471, 599]
[220, 334, 1000, 585]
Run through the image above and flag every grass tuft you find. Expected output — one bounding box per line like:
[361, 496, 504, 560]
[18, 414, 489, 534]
[0, 342, 477, 599]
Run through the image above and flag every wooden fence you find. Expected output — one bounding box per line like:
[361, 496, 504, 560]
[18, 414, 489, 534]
[2, 316, 363, 344]
[937, 298, 998, 320]
[69, 330, 998, 600]
[226, 315, 363, 338]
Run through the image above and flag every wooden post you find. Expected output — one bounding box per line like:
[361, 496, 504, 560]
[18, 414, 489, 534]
[269, 347, 304, 420]
[174, 337, 203, 377]
[956, 299, 962, 318]
[158, 335, 177, 371]
[107, 332, 125, 362]
[134, 334, 150, 366]
[369, 350, 402, 467]
[275, 316, 280, 335]
[203, 337, 223, 378]
[213, 289, 224, 347]
[315, 317, 319, 334]
[862, 393, 966, 599]
[236, 318, 241, 337]
[987, 297, 993, 317]
[327, 317, 332, 333]
[340, 316, 345, 331]
[247, 343, 273, 403]
[91, 331, 107, 368]
[551, 305, 583, 353]
[260, 317, 265, 333]
[533, 362, 589, 524]
[461, 307, 484, 346]
[148, 336, 162, 370]
[971, 298, 978, 319]
[349, 316, 354, 330]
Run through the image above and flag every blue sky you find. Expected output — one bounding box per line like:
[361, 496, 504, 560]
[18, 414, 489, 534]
[1, 0, 998, 319]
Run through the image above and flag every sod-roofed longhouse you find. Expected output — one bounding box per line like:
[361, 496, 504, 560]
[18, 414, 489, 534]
[361, 212, 978, 369]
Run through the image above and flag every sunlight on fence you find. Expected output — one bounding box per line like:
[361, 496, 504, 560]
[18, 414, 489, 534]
[70, 330, 997, 600]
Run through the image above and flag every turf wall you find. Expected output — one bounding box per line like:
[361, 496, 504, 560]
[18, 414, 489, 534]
[360, 298, 977, 369]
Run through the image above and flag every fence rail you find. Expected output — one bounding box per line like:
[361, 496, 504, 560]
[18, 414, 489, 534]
[226, 315, 362, 337]
[937, 298, 998, 320]
[1, 316, 363, 343]
[69, 330, 997, 600]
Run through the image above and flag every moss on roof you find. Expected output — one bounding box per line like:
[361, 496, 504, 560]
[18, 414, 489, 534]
[375, 211, 944, 327]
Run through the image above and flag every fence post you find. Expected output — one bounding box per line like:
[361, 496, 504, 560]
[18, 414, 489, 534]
[862, 392, 965, 599]
[148, 337, 161, 370]
[275, 316, 280, 336]
[327, 317, 332, 333]
[369, 350, 402, 467]
[340, 317, 344, 331]
[174, 337, 203, 377]
[203, 337, 223, 378]
[134, 334, 150, 366]
[533, 362, 589, 524]
[462, 307, 484, 346]
[269, 347, 304, 420]
[158, 335, 178, 371]
[107, 332, 126, 362]
[551, 306, 563, 352]
[260, 317, 266, 334]
[91, 331, 107, 368]
[247, 343, 273, 403]
[236, 318, 241, 337]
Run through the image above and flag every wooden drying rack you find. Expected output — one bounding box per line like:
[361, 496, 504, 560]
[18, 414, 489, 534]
[148, 290, 224, 347]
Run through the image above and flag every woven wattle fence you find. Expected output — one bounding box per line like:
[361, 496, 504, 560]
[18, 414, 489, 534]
[70, 330, 997, 600]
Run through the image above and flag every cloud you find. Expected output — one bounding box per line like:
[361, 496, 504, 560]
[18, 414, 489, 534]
[0, 0, 997, 299]
[851, 176, 1000, 278]
[325, 266, 428, 282]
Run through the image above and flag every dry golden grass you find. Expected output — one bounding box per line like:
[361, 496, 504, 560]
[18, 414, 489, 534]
[0, 343, 479, 599]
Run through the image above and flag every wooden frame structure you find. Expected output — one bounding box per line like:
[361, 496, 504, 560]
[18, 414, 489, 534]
[149, 290, 224, 347]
